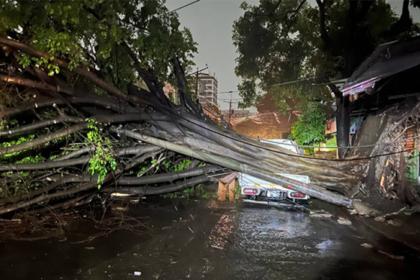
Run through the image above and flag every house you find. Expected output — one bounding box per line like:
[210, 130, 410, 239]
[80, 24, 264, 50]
[341, 36, 420, 204]
[227, 94, 299, 139]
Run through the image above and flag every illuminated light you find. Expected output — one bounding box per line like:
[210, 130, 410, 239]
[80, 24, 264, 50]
[243, 188, 258, 195]
[290, 192, 306, 198]
[269, 185, 275, 188]
[288, 185, 293, 189]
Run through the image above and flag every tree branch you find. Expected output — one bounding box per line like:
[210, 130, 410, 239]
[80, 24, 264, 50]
[0, 123, 87, 156]
[106, 175, 213, 196]
[53, 145, 95, 161]
[0, 177, 98, 214]
[118, 166, 220, 185]
[0, 36, 147, 106]
[0, 145, 163, 171]
[0, 113, 169, 156]
[123, 148, 164, 170]
[0, 175, 95, 205]
[0, 115, 83, 137]
[0, 95, 138, 118]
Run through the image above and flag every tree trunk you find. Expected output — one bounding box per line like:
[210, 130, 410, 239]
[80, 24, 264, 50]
[336, 94, 350, 159]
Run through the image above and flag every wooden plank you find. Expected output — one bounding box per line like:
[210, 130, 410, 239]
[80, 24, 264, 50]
[218, 172, 238, 184]
[228, 180, 235, 201]
[218, 182, 227, 201]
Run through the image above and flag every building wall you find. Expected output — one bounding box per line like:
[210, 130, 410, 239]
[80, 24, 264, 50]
[234, 122, 291, 139]
[198, 73, 218, 107]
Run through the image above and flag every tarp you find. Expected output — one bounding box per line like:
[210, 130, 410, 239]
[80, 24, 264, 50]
[342, 36, 420, 96]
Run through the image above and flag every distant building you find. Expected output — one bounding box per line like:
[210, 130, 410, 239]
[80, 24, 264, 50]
[221, 109, 250, 118]
[244, 94, 299, 139]
[197, 73, 218, 107]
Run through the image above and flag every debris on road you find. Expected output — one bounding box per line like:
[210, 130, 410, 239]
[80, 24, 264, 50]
[352, 200, 381, 216]
[134, 271, 142, 276]
[360, 243, 373, 249]
[374, 216, 386, 222]
[348, 209, 358, 215]
[309, 210, 332, 218]
[337, 217, 352, 225]
[386, 219, 402, 227]
[209, 215, 234, 250]
[378, 250, 404, 260]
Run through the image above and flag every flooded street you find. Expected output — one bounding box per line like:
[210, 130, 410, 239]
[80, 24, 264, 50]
[0, 198, 418, 280]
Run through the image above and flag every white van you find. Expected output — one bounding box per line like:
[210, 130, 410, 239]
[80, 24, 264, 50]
[239, 139, 310, 205]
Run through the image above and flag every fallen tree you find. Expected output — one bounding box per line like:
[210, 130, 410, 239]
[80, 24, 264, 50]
[0, 1, 371, 219]
[0, 34, 363, 214]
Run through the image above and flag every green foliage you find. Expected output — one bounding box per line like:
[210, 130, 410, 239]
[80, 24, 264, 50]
[0, 0, 197, 90]
[196, 184, 204, 196]
[291, 102, 326, 154]
[16, 155, 45, 164]
[162, 160, 171, 169]
[136, 166, 148, 177]
[183, 187, 195, 198]
[85, 119, 116, 188]
[168, 92, 174, 103]
[162, 184, 205, 199]
[173, 159, 192, 172]
[232, 186, 242, 196]
[182, 183, 204, 199]
[162, 192, 179, 199]
[2, 134, 36, 149]
[1, 135, 36, 160]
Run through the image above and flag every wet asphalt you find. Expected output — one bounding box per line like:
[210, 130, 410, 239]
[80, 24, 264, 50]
[0, 198, 418, 280]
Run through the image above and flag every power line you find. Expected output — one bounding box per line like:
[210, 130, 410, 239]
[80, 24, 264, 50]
[168, 0, 201, 13]
[260, 135, 420, 149]
[157, 104, 413, 162]
[216, 75, 346, 96]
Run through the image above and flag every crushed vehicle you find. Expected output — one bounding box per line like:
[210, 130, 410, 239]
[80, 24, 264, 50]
[239, 139, 311, 207]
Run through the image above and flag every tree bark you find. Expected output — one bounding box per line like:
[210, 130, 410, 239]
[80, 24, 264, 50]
[336, 93, 350, 159]
[118, 128, 354, 207]
[118, 166, 220, 185]
[106, 175, 214, 196]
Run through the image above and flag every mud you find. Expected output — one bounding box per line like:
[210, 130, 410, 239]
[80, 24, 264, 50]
[0, 198, 418, 280]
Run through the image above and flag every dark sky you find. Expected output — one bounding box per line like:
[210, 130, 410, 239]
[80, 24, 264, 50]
[165, 0, 420, 111]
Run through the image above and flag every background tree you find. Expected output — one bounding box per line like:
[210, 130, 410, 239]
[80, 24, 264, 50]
[291, 102, 326, 154]
[233, 0, 419, 158]
[0, 0, 197, 96]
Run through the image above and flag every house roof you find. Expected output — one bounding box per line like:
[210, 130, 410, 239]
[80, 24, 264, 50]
[342, 36, 420, 96]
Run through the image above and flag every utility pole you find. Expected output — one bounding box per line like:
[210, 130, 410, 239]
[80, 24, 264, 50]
[221, 92, 240, 128]
[195, 67, 199, 99]
[190, 66, 207, 100]
[228, 99, 233, 124]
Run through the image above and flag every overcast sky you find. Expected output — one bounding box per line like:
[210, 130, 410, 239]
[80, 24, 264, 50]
[165, 0, 420, 111]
